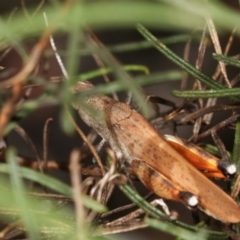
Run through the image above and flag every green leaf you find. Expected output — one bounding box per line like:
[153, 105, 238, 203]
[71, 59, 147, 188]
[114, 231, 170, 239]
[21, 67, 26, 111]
[136, 24, 240, 102]
[213, 53, 240, 68]
[120, 184, 227, 239]
[0, 163, 107, 213]
[74, 71, 182, 99]
[172, 88, 240, 99]
[145, 218, 208, 240]
[232, 117, 240, 171]
[71, 64, 150, 84]
[7, 148, 40, 239]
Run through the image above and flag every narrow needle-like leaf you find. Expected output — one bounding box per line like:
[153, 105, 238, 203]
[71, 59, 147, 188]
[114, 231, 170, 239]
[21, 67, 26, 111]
[232, 117, 240, 171]
[120, 184, 227, 239]
[214, 53, 240, 68]
[172, 88, 240, 98]
[0, 163, 107, 213]
[146, 218, 207, 240]
[7, 148, 40, 240]
[137, 24, 240, 102]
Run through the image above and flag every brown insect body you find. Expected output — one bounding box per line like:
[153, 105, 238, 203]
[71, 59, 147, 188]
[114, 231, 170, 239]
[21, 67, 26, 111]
[72, 82, 240, 223]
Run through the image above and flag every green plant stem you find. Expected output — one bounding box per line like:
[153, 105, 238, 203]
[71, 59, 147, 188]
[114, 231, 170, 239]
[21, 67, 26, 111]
[0, 163, 107, 213]
[7, 148, 40, 240]
[120, 184, 227, 239]
[232, 117, 240, 171]
[172, 88, 240, 99]
[214, 53, 240, 68]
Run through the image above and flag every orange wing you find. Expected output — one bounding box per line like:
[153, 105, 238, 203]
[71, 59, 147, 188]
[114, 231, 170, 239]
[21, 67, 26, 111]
[164, 134, 236, 179]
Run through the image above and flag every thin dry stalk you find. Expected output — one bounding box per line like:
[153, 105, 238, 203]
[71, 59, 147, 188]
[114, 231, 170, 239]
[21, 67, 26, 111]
[43, 12, 69, 80]
[6, 7, 18, 25]
[212, 27, 237, 81]
[16, 86, 34, 107]
[206, 18, 230, 87]
[179, 104, 240, 124]
[0, 26, 53, 139]
[180, 33, 192, 90]
[192, 27, 208, 139]
[21, 0, 31, 22]
[86, 27, 153, 116]
[223, 27, 236, 56]
[101, 192, 153, 219]
[0, 47, 12, 62]
[90, 42, 119, 101]
[99, 148, 118, 206]
[211, 130, 230, 163]
[193, 26, 207, 94]
[104, 208, 145, 227]
[0, 82, 23, 138]
[66, 108, 106, 176]
[231, 73, 240, 87]
[0, 154, 140, 182]
[99, 199, 168, 235]
[80, 129, 98, 153]
[69, 150, 86, 235]
[194, 114, 239, 141]
[0, 27, 52, 88]
[100, 221, 147, 235]
[31, 0, 46, 18]
[231, 174, 240, 199]
[44, 12, 106, 177]
[70, 150, 86, 239]
[43, 118, 53, 170]
[204, 27, 236, 124]
[90, 151, 118, 202]
[0, 220, 22, 239]
[14, 124, 42, 171]
[81, 177, 95, 194]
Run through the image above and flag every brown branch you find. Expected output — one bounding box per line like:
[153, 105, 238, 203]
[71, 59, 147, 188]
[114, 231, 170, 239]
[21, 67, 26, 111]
[0, 28, 52, 88]
[0, 27, 53, 138]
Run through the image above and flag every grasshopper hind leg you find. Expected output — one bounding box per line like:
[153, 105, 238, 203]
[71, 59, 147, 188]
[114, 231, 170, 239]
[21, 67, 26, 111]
[131, 160, 199, 209]
[178, 191, 198, 209]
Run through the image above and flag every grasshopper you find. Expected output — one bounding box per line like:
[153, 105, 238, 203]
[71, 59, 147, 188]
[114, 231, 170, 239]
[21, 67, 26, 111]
[71, 80, 240, 223]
